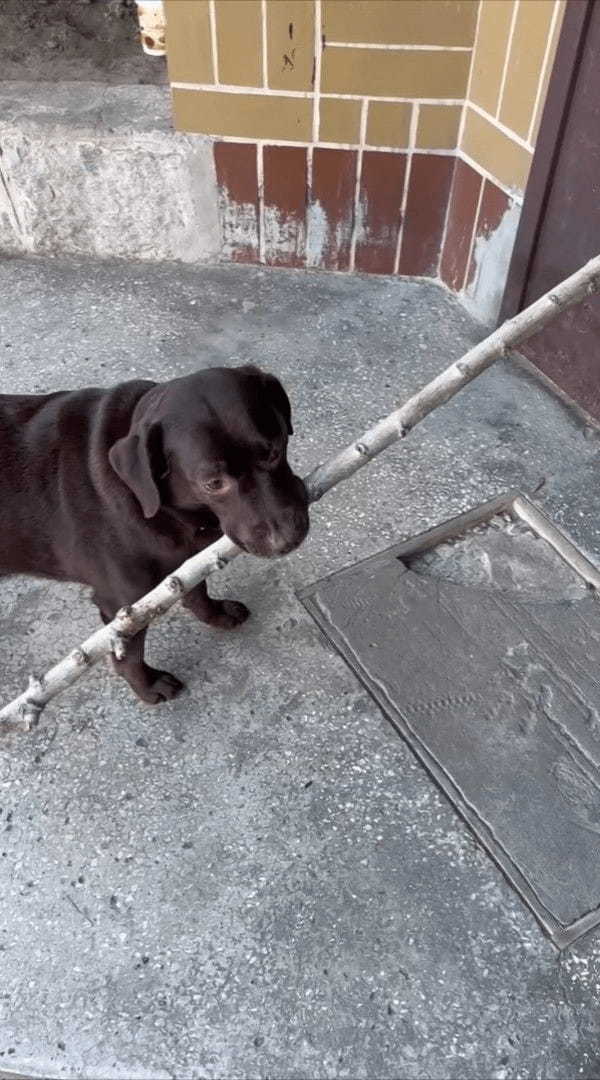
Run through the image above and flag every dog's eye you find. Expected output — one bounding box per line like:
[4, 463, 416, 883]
[204, 477, 226, 493]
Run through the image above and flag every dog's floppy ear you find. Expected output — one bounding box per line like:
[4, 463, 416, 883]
[109, 420, 164, 519]
[261, 371, 294, 435]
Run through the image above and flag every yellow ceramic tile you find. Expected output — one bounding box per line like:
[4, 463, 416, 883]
[323, 1, 478, 47]
[500, 0, 556, 141]
[461, 106, 532, 192]
[165, 0, 213, 84]
[416, 104, 462, 148]
[531, 0, 566, 142]
[366, 101, 412, 148]
[469, 0, 516, 117]
[267, 0, 315, 91]
[319, 97, 362, 143]
[215, 1, 262, 87]
[321, 46, 470, 97]
[171, 88, 312, 141]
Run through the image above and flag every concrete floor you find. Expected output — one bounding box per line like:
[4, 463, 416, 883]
[0, 255, 600, 1080]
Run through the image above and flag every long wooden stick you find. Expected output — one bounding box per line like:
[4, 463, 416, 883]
[2, 254, 600, 732]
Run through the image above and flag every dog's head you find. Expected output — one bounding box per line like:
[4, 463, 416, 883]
[109, 365, 309, 557]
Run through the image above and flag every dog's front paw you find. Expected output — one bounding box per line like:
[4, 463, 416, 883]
[208, 599, 250, 630]
[135, 667, 185, 705]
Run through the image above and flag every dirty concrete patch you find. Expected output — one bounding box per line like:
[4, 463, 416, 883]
[409, 515, 589, 601]
[462, 196, 521, 326]
[0, 0, 166, 85]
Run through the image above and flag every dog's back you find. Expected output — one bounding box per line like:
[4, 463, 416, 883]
[0, 385, 142, 581]
[0, 391, 67, 576]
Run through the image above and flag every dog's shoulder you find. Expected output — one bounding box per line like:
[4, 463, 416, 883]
[88, 378, 157, 446]
[0, 379, 155, 433]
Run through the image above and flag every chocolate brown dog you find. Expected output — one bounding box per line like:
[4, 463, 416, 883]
[0, 365, 309, 703]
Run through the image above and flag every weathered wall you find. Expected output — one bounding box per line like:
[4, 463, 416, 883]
[442, 0, 565, 321]
[0, 84, 220, 264]
[167, 0, 477, 275]
[166, 0, 565, 321]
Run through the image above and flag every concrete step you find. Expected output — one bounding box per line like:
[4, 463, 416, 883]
[0, 82, 220, 263]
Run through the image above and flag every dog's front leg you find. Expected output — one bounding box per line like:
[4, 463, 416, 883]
[94, 588, 184, 705]
[182, 580, 250, 630]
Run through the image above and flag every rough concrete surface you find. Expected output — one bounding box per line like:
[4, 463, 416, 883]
[0, 0, 166, 86]
[0, 256, 600, 1079]
[0, 85, 220, 264]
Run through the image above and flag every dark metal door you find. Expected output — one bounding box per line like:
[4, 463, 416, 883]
[502, 0, 600, 420]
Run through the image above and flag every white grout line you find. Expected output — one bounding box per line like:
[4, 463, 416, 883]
[409, 99, 420, 150]
[349, 98, 369, 272]
[210, 134, 314, 148]
[171, 82, 464, 106]
[208, 0, 219, 85]
[467, 101, 534, 152]
[495, 0, 519, 119]
[394, 146, 456, 156]
[307, 143, 314, 205]
[436, 158, 457, 279]
[206, 132, 459, 155]
[322, 95, 465, 105]
[457, 0, 482, 150]
[261, 0, 268, 89]
[457, 150, 524, 203]
[460, 171, 485, 293]
[325, 42, 472, 52]
[437, 182, 454, 280]
[209, 132, 525, 202]
[393, 102, 418, 274]
[172, 81, 314, 97]
[312, 0, 322, 144]
[362, 96, 371, 146]
[257, 141, 265, 264]
[528, 0, 562, 144]
[307, 0, 320, 222]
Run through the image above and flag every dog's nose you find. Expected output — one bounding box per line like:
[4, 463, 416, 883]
[249, 520, 299, 557]
[245, 521, 278, 556]
[240, 507, 309, 557]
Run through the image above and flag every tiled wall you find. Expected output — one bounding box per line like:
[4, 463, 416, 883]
[165, 0, 564, 314]
[441, 0, 565, 311]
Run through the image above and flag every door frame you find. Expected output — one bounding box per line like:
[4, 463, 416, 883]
[500, 0, 595, 322]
